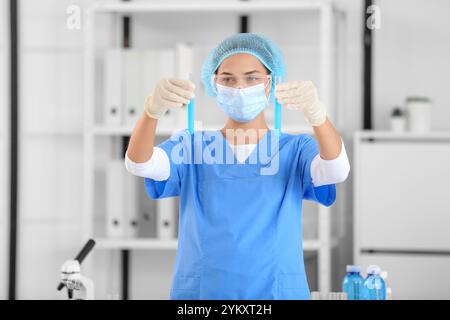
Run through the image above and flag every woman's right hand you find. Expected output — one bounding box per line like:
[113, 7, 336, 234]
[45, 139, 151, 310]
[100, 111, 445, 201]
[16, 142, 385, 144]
[144, 77, 195, 120]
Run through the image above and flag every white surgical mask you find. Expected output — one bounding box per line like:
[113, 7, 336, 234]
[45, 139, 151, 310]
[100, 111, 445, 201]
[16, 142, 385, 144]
[215, 83, 269, 123]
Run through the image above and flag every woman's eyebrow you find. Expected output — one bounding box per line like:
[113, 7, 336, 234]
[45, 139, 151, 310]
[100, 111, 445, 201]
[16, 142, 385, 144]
[243, 70, 261, 75]
[218, 70, 262, 75]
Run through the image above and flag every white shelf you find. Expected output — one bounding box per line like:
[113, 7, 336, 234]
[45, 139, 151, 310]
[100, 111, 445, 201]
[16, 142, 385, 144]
[92, 125, 185, 136]
[23, 129, 83, 137]
[304, 238, 339, 251]
[91, 125, 313, 136]
[95, 238, 178, 250]
[94, 237, 335, 251]
[355, 130, 450, 141]
[284, 125, 314, 134]
[92, 125, 134, 136]
[303, 240, 321, 251]
[21, 46, 83, 53]
[91, 0, 331, 14]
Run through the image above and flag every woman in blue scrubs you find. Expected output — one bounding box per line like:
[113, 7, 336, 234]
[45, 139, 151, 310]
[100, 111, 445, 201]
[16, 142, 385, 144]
[125, 33, 350, 300]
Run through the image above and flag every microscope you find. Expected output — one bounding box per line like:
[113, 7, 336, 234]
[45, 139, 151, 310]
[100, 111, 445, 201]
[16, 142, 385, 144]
[57, 239, 96, 300]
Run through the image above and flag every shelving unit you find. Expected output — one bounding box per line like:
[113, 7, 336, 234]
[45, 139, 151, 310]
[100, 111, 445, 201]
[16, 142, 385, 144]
[82, 0, 346, 296]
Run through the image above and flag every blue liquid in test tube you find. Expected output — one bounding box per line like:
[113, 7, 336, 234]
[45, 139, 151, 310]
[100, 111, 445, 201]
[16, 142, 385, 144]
[274, 76, 282, 136]
[187, 73, 195, 134]
[188, 98, 194, 134]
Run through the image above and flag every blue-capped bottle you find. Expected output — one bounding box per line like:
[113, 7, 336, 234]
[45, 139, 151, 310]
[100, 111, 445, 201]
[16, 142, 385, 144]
[363, 265, 386, 300]
[342, 265, 364, 300]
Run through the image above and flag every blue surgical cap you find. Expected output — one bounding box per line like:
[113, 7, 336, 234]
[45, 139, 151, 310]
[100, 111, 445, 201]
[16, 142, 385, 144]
[201, 33, 285, 102]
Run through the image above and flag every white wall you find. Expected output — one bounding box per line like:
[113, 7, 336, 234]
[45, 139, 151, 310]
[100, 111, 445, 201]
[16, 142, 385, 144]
[17, 0, 88, 299]
[374, 0, 450, 130]
[0, 0, 10, 301]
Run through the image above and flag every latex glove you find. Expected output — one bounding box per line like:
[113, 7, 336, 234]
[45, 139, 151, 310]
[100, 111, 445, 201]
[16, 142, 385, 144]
[144, 78, 195, 120]
[275, 80, 327, 126]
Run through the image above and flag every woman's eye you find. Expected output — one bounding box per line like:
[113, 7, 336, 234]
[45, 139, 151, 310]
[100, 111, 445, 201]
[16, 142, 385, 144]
[246, 76, 261, 83]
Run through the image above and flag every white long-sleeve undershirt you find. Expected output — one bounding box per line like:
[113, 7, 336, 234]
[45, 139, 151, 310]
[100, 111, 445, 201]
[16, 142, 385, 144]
[125, 139, 350, 187]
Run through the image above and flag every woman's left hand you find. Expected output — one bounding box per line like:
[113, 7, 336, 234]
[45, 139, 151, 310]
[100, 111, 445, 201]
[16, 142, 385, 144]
[275, 80, 327, 127]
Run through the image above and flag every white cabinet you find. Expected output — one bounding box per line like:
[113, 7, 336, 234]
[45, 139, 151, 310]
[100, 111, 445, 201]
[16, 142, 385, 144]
[360, 254, 450, 300]
[358, 140, 450, 250]
[354, 131, 450, 299]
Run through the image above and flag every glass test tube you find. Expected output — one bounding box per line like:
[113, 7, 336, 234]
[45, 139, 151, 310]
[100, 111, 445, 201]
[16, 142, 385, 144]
[187, 73, 195, 134]
[274, 76, 282, 136]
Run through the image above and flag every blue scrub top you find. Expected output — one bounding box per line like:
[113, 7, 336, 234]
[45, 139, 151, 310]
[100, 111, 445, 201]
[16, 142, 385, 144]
[144, 129, 336, 300]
